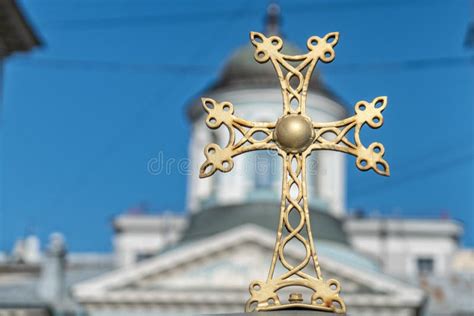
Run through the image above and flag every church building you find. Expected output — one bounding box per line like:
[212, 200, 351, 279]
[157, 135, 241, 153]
[72, 8, 433, 316]
[1, 4, 473, 316]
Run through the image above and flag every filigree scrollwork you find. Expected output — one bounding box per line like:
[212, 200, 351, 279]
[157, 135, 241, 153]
[278, 154, 313, 280]
[244, 153, 346, 313]
[200, 144, 234, 178]
[250, 32, 339, 115]
[246, 277, 346, 313]
[309, 96, 390, 176]
[356, 142, 389, 176]
[306, 32, 339, 63]
[250, 31, 339, 64]
[246, 280, 280, 311]
[249, 32, 283, 63]
[355, 96, 386, 128]
[310, 279, 346, 313]
[199, 98, 276, 178]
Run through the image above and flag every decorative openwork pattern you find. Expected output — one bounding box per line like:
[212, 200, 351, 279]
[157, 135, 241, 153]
[250, 31, 339, 115]
[199, 98, 276, 178]
[311, 96, 390, 176]
[199, 31, 390, 313]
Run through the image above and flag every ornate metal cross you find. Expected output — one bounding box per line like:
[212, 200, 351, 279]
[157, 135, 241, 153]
[199, 31, 389, 313]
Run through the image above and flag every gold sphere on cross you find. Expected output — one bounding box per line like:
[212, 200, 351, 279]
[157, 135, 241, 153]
[273, 114, 314, 153]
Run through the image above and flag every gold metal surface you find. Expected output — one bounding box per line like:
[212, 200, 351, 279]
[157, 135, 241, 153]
[274, 115, 314, 153]
[199, 31, 390, 313]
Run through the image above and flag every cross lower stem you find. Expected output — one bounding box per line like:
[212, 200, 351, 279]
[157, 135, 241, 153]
[267, 152, 322, 281]
[246, 152, 345, 312]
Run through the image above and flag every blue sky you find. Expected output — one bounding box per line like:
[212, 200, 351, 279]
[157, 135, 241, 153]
[1, 0, 473, 251]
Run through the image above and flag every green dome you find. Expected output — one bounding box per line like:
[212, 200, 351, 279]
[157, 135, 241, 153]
[187, 41, 346, 121]
[213, 42, 328, 93]
[219, 43, 306, 85]
[182, 201, 348, 245]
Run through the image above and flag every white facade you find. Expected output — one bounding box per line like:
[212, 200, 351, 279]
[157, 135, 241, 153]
[345, 218, 463, 279]
[11, 235, 41, 264]
[451, 249, 474, 272]
[113, 213, 188, 267]
[73, 225, 425, 316]
[187, 88, 347, 217]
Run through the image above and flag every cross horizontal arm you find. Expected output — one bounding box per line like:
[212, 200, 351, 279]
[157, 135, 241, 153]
[309, 96, 390, 176]
[199, 98, 277, 178]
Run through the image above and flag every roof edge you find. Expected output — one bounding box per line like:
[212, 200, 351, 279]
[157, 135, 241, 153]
[1, 0, 42, 56]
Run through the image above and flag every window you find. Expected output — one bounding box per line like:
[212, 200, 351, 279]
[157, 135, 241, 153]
[252, 130, 275, 190]
[417, 257, 434, 275]
[255, 151, 275, 189]
[136, 252, 154, 263]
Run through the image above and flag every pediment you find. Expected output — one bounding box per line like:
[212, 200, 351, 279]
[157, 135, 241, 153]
[73, 224, 423, 308]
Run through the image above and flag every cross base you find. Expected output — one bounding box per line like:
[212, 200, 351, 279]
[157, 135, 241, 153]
[254, 303, 342, 313]
[247, 300, 344, 314]
[211, 310, 344, 315]
[245, 278, 345, 314]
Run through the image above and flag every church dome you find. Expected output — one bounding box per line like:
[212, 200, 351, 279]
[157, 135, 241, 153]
[187, 39, 346, 121]
[185, 5, 349, 245]
[181, 201, 348, 244]
[217, 42, 304, 89]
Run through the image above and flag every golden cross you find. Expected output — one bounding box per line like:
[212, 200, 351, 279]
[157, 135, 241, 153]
[199, 31, 390, 313]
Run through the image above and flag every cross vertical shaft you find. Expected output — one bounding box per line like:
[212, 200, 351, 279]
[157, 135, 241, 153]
[268, 153, 322, 283]
[199, 31, 390, 313]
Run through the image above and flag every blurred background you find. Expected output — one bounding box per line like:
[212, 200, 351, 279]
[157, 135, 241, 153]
[0, 0, 473, 315]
